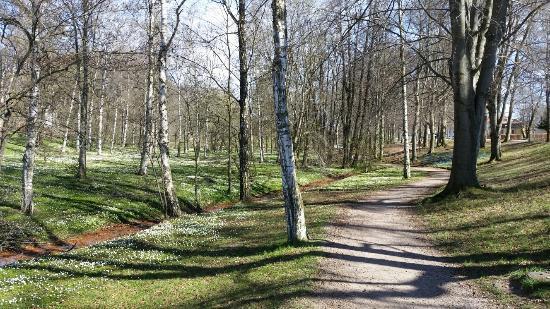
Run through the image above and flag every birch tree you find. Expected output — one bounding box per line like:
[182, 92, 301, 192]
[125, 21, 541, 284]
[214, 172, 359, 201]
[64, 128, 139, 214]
[271, 0, 307, 242]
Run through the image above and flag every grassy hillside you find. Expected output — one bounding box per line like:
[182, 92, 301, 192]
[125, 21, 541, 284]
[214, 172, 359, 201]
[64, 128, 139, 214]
[420, 142, 550, 307]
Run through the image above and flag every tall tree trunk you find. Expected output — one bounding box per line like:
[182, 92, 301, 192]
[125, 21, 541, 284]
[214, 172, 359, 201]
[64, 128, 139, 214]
[428, 105, 435, 154]
[138, 0, 155, 176]
[271, 0, 307, 243]
[96, 65, 107, 155]
[398, 0, 410, 178]
[158, 0, 180, 217]
[78, 0, 90, 179]
[62, 81, 78, 153]
[176, 84, 182, 157]
[122, 72, 130, 147]
[258, 101, 265, 163]
[86, 69, 97, 148]
[22, 10, 40, 215]
[412, 78, 421, 161]
[0, 67, 15, 169]
[237, 0, 251, 201]
[110, 106, 118, 153]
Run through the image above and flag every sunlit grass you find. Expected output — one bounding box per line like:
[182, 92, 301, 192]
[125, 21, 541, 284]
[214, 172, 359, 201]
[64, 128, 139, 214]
[420, 142, 550, 306]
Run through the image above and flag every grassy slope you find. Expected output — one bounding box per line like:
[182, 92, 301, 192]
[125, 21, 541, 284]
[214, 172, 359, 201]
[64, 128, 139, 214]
[0, 135, 352, 245]
[0, 165, 424, 308]
[419, 142, 550, 306]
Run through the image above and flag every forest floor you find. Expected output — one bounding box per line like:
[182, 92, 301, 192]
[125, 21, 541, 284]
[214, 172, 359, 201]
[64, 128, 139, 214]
[0, 136, 427, 307]
[0, 138, 547, 307]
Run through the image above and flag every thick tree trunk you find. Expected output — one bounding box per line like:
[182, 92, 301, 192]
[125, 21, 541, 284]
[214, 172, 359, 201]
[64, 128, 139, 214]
[138, 0, 155, 176]
[271, 0, 307, 243]
[443, 0, 508, 195]
[158, 0, 180, 217]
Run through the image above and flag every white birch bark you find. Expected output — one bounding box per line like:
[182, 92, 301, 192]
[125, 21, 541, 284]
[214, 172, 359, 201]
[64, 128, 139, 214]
[398, 0, 410, 179]
[62, 81, 78, 153]
[158, 0, 180, 217]
[96, 65, 107, 156]
[122, 72, 130, 147]
[22, 4, 40, 214]
[271, 0, 307, 242]
[138, 0, 155, 175]
[110, 106, 118, 153]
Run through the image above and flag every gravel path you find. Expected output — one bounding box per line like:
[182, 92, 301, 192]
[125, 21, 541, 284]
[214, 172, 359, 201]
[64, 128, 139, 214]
[301, 167, 497, 308]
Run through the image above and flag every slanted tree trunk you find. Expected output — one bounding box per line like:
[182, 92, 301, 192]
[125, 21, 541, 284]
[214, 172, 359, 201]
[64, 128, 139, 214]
[157, 0, 180, 217]
[271, 0, 307, 243]
[22, 9, 40, 215]
[138, 0, 155, 176]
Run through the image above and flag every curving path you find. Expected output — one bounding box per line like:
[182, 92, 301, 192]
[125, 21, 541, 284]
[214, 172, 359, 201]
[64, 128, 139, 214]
[300, 167, 497, 308]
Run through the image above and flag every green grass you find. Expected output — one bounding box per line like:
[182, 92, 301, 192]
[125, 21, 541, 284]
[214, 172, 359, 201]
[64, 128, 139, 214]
[0, 135, 352, 247]
[419, 142, 550, 306]
[0, 164, 419, 307]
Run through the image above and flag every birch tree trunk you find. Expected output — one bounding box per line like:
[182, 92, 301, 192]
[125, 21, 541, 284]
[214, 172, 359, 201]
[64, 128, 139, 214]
[22, 8, 40, 215]
[61, 81, 78, 153]
[237, 0, 251, 201]
[157, 0, 180, 217]
[138, 0, 155, 176]
[271, 0, 307, 243]
[78, 0, 90, 179]
[412, 77, 421, 161]
[110, 107, 118, 153]
[176, 84, 182, 157]
[96, 65, 107, 156]
[398, 0, 410, 179]
[122, 72, 130, 147]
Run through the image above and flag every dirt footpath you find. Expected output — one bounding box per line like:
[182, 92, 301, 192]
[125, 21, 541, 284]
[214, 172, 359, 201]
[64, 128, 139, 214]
[300, 167, 498, 308]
